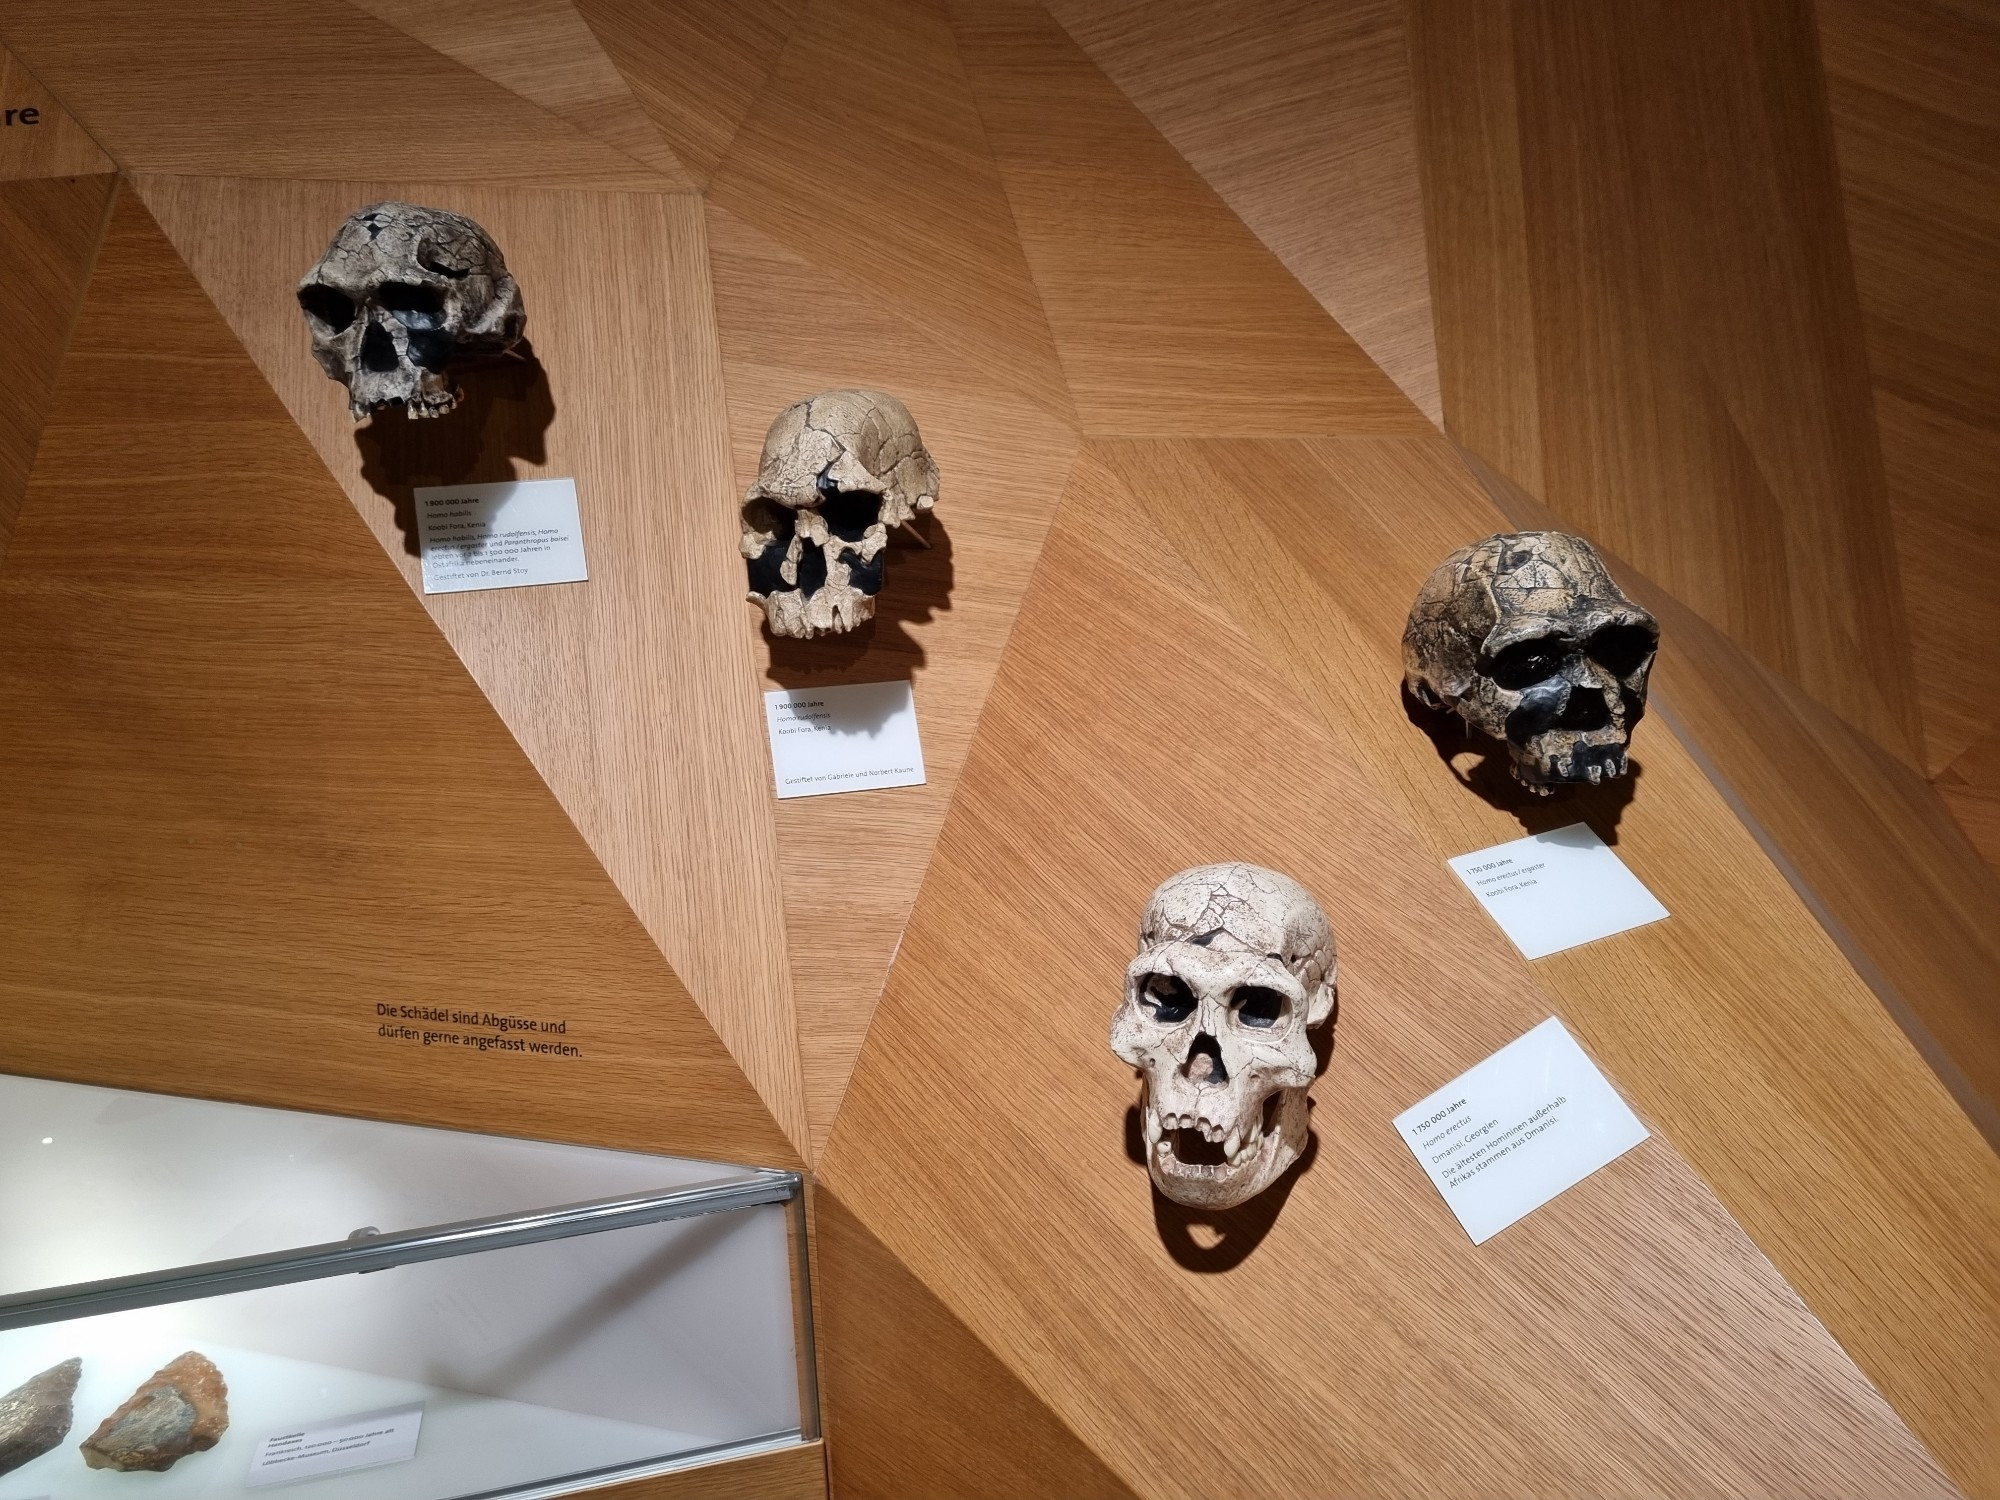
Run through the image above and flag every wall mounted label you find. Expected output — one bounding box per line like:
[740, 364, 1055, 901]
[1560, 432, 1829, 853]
[1395, 1016, 1649, 1244]
[414, 478, 588, 594]
[1447, 823, 1667, 959]
[246, 1403, 424, 1486]
[764, 681, 926, 799]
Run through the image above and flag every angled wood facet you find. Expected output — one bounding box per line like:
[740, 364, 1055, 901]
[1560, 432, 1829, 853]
[1938, 729, 2000, 878]
[708, 203, 1077, 1148]
[594, 1442, 825, 1499]
[822, 456, 1952, 1500]
[0, 44, 114, 179]
[0, 187, 797, 1169]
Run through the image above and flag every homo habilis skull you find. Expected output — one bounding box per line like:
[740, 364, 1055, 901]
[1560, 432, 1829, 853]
[1403, 530, 1659, 793]
[297, 203, 525, 421]
[740, 390, 940, 639]
[1111, 864, 1337, 1211]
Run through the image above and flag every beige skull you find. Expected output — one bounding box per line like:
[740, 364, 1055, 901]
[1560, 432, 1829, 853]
[740, 390, 939, 639]
[1111, 864, 1337, 1210]
[298, 202, 525, 421]
[1403, 531, 1658, 793]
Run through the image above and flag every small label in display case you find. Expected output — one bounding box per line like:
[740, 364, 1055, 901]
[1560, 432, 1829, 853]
[1446, 822, 1667, 960]
[1394, 1016, 1649, 1244]
[763, 681, 927, 798]
[414, 478, 588, 594]
[246, 1402, 424, 1486]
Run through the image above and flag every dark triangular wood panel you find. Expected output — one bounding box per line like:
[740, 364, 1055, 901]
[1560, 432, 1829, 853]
[0, 186, 798, 1169]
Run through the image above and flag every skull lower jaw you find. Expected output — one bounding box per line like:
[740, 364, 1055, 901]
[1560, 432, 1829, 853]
[1143, 1088, 1306, 1210]
[348, 366, 461, 422]
[1509, 728, 1632, 792]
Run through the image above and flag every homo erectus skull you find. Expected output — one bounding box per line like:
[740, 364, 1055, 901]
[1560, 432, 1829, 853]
[1111, 863, 1337, 1211]
[298, 202, 525, 421]
[740, 390, 940, 639]
[1403, 530, 1659, 793]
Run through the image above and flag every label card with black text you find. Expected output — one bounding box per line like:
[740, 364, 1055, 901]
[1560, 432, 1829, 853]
[1395, 1017, 1649, 1244]
[764, 681, 926, 798]
[415, 478, 588, 594]
[1447, 823, 1667, 960]
[246, 1403, 424, 1487]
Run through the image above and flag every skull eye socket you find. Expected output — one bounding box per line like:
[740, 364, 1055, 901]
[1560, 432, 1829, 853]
[297, 283, 357, 334]
[379, 282, 446, 330]
[1231, 986, 1286, 1028]
[1140, 973, 1195, 1024]
[814, 476, 883, 544]
[1482, 635, 1569, 691]
[1586, 623, 1657, 677]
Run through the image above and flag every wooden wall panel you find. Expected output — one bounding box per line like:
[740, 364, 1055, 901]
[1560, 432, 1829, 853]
[0, 172, 112, 563]
[1938, 729, 2000, 877]
[0, 44, 112, 179]
[708, 0, 1073, 425]
[821, 455, 1953, 1499]
[0, 187, 797, 1169]
[0, 0, 675, 186]
[708, 203, 1076, 1149]
[139, 175, 812, 1156]
[599, 1443, 825, 1500]
[1093, 435, 2000, 1495]
[1043, 0, 1439, 423]
[1407, 0, 1925, 767]
[950, 0, 1425, 438]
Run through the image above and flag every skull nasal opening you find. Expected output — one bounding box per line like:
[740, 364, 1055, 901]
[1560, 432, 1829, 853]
[1183, 1031, 1229, 1085]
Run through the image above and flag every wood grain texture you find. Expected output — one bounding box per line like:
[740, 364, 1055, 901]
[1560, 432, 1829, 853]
[570, 0, 807, 189]
[1094, 433, 2000, 1496]
[341, 0, 695, 188]
[0, 187, 798, 1170]
[1407, 0, 1926, 767]
[1043, 0, 1439, 424]
[1938, 729, 2000, 878]
[0, 0, 676, 186]
[595, 1442, 825, 1500]
[708, 0, 1074, 426]
[0, 43, 112, 179]
[1814, 0, 2000, 776]
[820, 453, 1955, 1500]
[708, 203, 1076, 1151]
[815, 1189, 1137, 1500]
[139, 174, 812, 1156]
[948, 0, 1426, 439]
[0, 172, 112, 563]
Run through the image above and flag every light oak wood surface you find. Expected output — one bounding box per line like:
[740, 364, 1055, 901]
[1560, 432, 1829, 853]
[597, 1442, 826, 1500]
[820, 453, 1955, 1499]
[0, 187, 798, 1169]
[950, 0, 1426, 439]
[0, 44, 113, 179]
[708, 0, 1075, 427]
[708, 202, 1077, 1149]
[1043, 0, 1439, 424]
[0, 172, 112, 562]
[138, 174, 813, 1157]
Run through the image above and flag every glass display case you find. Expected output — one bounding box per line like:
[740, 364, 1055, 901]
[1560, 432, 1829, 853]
[0, 1076, 815, 1499]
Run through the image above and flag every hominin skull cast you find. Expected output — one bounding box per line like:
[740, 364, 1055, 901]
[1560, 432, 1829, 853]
[1404, 531, 1659, 792]
[1111, 864, 1337, 1211]
[298, 203, 525, 421]
[740, 390, 940, 639]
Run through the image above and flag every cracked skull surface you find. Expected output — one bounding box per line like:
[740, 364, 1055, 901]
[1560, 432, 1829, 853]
[1111, 863, 1337, 1210]
[740, 390, 940, 638]
[1403, 531, 1659, 794]
[298, 202, 525, 421]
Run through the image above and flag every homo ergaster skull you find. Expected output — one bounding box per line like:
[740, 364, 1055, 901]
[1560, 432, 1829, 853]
[297, 203, 525, 421]
[1111, 864, 1337, 1211]
[740, 390, 940, 638]
[1403, 531, 1659, 793]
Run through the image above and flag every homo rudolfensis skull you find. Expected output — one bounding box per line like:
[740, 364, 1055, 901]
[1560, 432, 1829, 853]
[1403, 531, 1659, 793]
[740, 390, 940, 638]
[297, 203, 525, 421]
[1111, 864, 1337, 1210]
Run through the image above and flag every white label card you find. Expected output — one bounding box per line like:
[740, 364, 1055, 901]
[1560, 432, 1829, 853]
[1395, 1017, 1649, 1244]
[764, 681, 926, 799]
[1447, 822, 1667, 960]
[415, 478, 588, 594]
[246, 1403, 424, 1487]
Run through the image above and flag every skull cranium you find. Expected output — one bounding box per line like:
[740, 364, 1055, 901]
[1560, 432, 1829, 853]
[740, 390, 939, 639]
[1403, 531, 1659, 793]
[1111, 863, 1337, 1210]
[298, 202, 525, 421]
